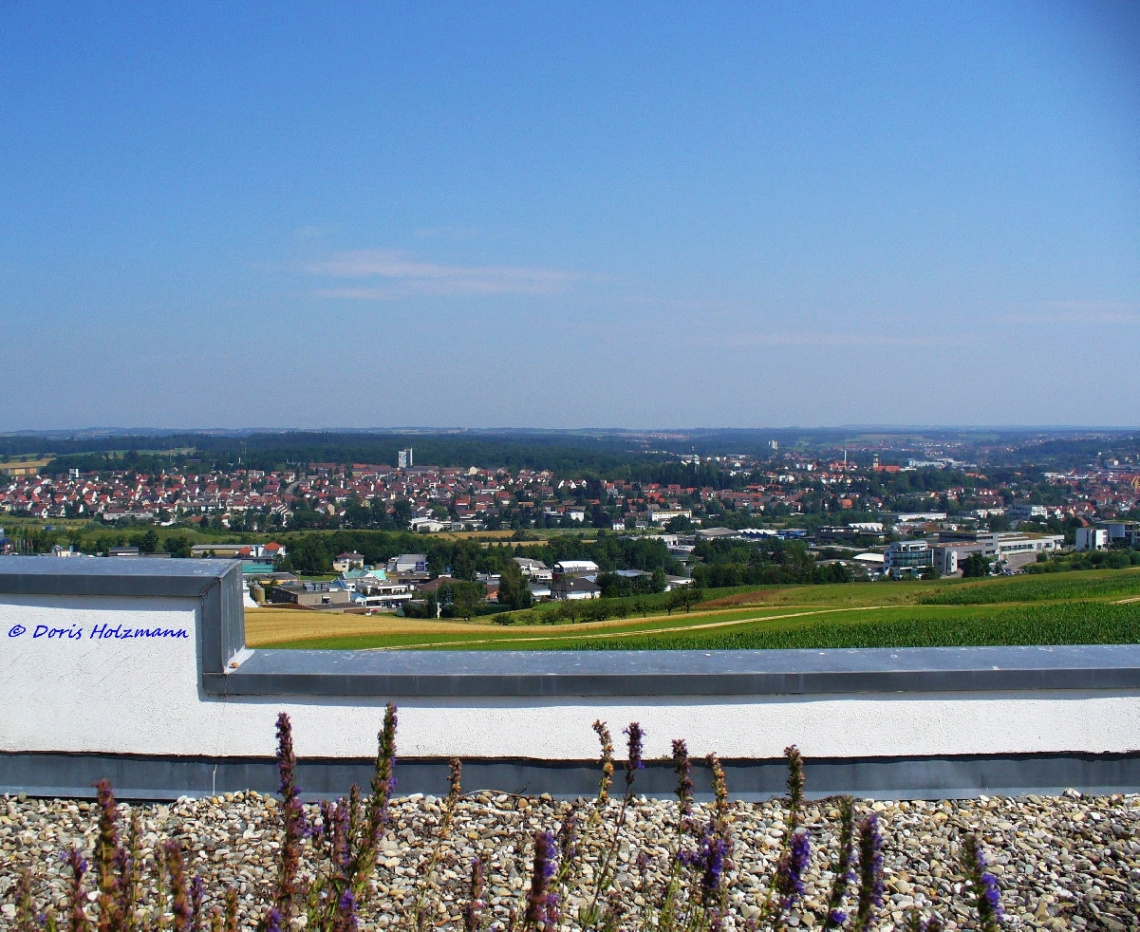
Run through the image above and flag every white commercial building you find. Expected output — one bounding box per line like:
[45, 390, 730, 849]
[553, 559, 600, 577]
[1075, 528, 1110, 552]
[884, 540, 932, 576]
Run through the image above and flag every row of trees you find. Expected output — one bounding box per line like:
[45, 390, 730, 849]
[496, 585, 706, 626]
[691, 560, 853, 588]
[277, 530, 683, 579]
[1026, 546, 1140, 574]
[686, 537, 856, 587]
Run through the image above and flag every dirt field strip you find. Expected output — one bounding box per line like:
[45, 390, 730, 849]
[1113, 595, 1140, 604]
[243, 610, 491, 646]
[248, 602, 824, 646]
[363, 605, 889, 651]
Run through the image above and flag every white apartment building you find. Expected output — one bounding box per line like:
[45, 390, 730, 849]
[647, 507, 692, 524]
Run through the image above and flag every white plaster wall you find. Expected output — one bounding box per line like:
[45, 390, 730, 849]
[2, 596, 1139, 762]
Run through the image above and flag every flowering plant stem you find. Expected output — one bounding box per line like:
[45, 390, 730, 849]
[408, 758, 463, 932]
[580, 722, 643, 930]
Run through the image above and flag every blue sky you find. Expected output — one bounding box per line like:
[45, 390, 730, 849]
[2, 2, 1138, 430]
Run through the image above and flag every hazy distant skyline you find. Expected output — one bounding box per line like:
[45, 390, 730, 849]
[2, 2, 1139, 430]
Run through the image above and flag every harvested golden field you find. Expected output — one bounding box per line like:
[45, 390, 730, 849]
[244, 604, 699, 647]
[243, 608, 492, 647]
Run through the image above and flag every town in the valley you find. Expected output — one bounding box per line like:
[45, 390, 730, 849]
[3, 430, 1139, 614]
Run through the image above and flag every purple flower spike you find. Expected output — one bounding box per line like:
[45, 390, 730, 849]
[822, 797, 855, 931]
[623, 722, 645, 788]
[463, 857, 485, 932]
[702, 836, 727, 899]
[62, 847, 88, 873]
[273, 712, 308, 923]
[191, 875, 206, 931]
[64, 846, 89, 932]
[679, 831, 728, 906]
[774, 829, 811, 913]
[855, 814, 884, 929]
[526, 830, 558, 930]
[332, 797, 351, 874]
[540, 831, 557, 879]
[334, 890, 358, 932]
[672, 739, 694, 826]
[963, 835, 1003, 932]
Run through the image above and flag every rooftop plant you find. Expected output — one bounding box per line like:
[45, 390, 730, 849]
[7, 710, 1002, 931]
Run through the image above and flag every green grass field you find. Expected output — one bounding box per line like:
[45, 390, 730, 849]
[258, 567, 1140, 651]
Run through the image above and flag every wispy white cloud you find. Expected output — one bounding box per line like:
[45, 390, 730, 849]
[306, 250, 574, 298]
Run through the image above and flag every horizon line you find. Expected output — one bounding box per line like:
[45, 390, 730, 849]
[2, 425, 1140, 436]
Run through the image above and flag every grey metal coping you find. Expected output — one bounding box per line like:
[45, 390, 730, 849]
[0, 555, 246, 678]
[0, 555, 237, 598]
[206, 643, 1140, 698]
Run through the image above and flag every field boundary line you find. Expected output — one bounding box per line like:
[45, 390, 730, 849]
[363, 605, 890, 651]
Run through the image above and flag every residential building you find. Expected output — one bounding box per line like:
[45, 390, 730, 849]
[268, 581, 352, 608]
[528, 581, 552, 600]
[550, 576, 601, 600]
[553, 559, 600, 577]
[339, 567, 388, 587]
[1007, 504, 1050, 521]
[647, 507, 692, 524]
[352, 577, 413, 609]
[386, 553, 429, 576]
[514, 557, 553, 582]
[332, 551, 366, 573]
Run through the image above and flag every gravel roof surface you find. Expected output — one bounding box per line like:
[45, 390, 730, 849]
[1, 790, 1137, 930]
